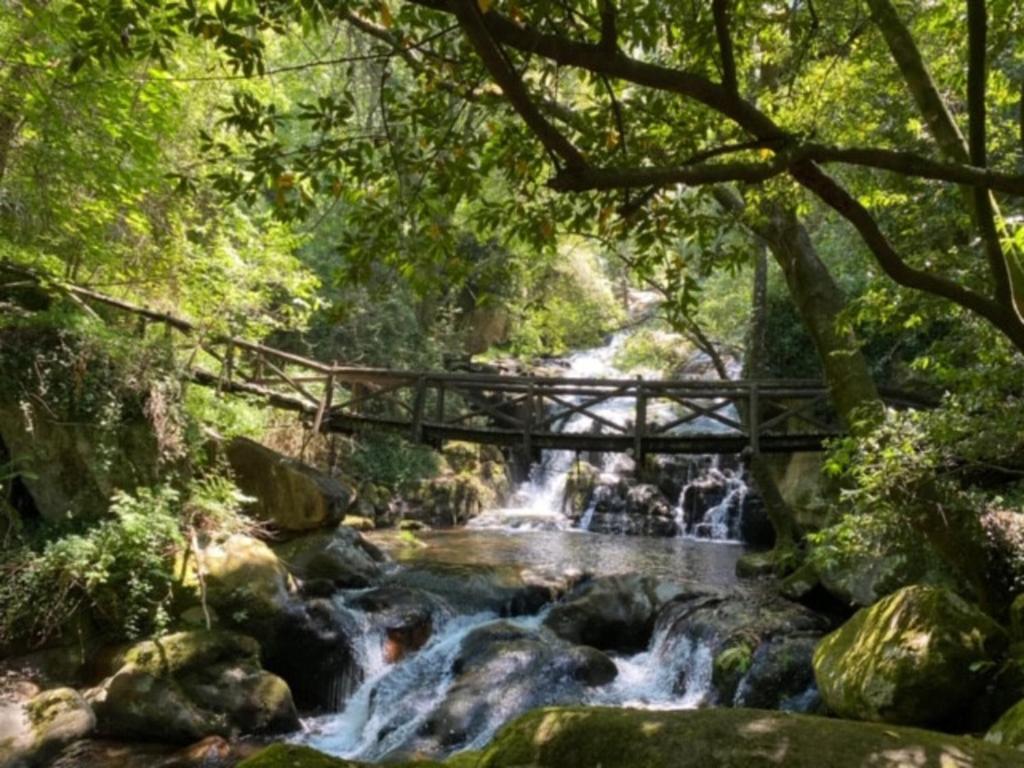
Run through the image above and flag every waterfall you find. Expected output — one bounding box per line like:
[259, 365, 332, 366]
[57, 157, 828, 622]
[469, 330, 758, 543]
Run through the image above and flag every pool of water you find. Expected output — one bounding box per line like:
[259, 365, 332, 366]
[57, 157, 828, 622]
[369, 528, 744, 586]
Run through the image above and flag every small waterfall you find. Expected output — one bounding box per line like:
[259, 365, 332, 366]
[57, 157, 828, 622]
[589, 628, 714, 710]
[299, 597, 720, 762]
[675, 457, 750, 543]
[470, 329, 758, 544]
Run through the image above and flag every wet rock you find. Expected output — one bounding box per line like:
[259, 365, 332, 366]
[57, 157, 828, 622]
[560, 461, 599, 518]
[580, 479, 680, 537]
[419, 622, 616, 750]
[387, 563, 552, 617]
[813, 585, 1007, 726]
[544, 574, 682, 652]
[225, 437, 352, 532]
[0, 687, 95, 768]
[85, 630, 299, 743]
[655, 590, 828, 705]
[263, 599, 360, 712]
[348, 585, 448, 665]
[733, 635, 822, 712]
[273, 525, 384, 590]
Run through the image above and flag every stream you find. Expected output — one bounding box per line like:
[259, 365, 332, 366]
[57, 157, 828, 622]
[295, 314, 779, 762]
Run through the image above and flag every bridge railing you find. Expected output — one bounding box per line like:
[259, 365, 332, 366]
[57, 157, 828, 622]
[9, 267, 894, 456]
[323, 370, 841, 456]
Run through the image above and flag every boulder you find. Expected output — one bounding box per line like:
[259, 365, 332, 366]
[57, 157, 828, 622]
[418, 622, 616, 751]
[225, 437, 352, 532]
[473, 706, 1024, 768]
[386, 563, 552, 617]
[273, 526, 384, 590]
[813, 585, 1007, 726]
[200, 534, 292, 630]
[579, 481, 679, 537]
[348, 586, 449, 665]
[560, 461, 599, 518]
[0, 687, 95, 768]
[655, 590, 827, 706]
[85, 630, 299, 743]
[987, 698, 1024, 751]
[237, 706, 1024, 767]
[543, 574, 684, 653]
[262, 599, 361, 712]
[732, 636, 821, 712]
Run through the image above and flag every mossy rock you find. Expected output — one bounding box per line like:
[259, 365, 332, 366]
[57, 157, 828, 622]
[199, 534, 292, 627]
[813, 585, 1007, 726]
[475, 706, 1024, 767]
[735, 548, 796, 579]
[113, 630, 261, 677]
[87, 630, 299, 743]
[987, 698, 1024, 750]
[237, 743, 444, 767]
[225, 437, 352, 532]
[342, 515, 376, 531]
[229, 706, 1024, 767]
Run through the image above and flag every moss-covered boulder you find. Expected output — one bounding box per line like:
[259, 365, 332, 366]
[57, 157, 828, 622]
[200, 534, 293, 628]
[0, 687, 95, 768]
[987, 699, 1024, 750]
[239, 707, 1024, 767]
[474, 706, 1024, 768]
[813, 585, 1007, 726]
[86, 630, 299, 742]
[226, 437, 353, 532]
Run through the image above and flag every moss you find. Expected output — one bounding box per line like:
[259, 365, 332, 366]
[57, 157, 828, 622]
[342, 515, 375, 531]
[236, 743, 449, 768]
[118, 630, 260, 677]
[987, 698, 1024, 750]
[712, 643, 753, 702]
[813, 585, 1007, 726]
[475, 706, 1024, 767]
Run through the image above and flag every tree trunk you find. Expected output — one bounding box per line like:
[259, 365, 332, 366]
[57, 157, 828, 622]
[743, 245, 800, 549]
[759, 205, 881, 428]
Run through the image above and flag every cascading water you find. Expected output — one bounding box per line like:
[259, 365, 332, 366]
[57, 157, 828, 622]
[469, 325, 757, 542]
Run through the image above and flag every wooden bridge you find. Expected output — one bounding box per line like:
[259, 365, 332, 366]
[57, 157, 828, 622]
[7, 269, 926, 458]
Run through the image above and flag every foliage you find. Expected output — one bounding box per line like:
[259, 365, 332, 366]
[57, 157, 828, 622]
[504, 247, 624, 358]
[347, 431, 440, 493]
[1, 485, 183, 644]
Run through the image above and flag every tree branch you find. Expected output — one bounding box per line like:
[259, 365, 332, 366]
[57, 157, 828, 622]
[599, 0, 617, 56]
[548, 156, 789, 191]
[450, 0, 586, 170]
[712, 0, 738, 94]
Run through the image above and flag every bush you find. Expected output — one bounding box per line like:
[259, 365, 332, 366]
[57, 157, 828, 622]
[347, 431, 440, 492]
[1, 486, 183, 645]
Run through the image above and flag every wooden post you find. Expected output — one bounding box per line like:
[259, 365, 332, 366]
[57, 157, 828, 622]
[749, 382, 761, 455]
[312, 372, 334, 435]
[523, 381, 535, 460]
[634, 375, 646, 475]
[436, 382, 446, 423]
[411, 376, 427, 443]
